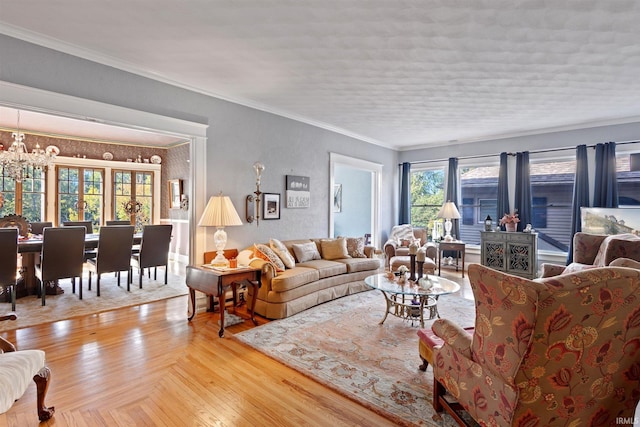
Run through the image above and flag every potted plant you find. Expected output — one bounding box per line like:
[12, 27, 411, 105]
[499, 212, 520, 232]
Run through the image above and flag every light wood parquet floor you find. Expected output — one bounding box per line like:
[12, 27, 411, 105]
[1, 267, 471, 427]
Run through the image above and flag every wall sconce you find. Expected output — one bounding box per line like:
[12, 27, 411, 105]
[246, 161, 265, 225]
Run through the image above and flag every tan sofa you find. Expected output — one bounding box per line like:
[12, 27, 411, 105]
[246, 238, 381, 319]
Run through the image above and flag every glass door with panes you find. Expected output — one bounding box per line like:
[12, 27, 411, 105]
[113, 170, 153, 232]
[57, 166, 104, 230]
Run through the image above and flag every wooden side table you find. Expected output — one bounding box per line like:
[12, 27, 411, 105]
[185, 265, 261, 337]
[437, 241, 466, 278]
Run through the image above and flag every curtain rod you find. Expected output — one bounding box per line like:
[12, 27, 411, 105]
[405, 139, 640, 167]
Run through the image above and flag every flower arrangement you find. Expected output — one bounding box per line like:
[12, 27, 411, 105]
[397, 265, 409, 275]
[499, 212, 520, 225]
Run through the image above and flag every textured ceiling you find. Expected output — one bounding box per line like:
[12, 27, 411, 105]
[1, 1, 640, 150]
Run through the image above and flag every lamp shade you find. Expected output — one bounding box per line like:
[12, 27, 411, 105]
[198, 194, 243, 227]
[437, 201, 461, 219]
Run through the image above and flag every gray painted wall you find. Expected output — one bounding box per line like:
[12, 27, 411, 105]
[0, 34, 398, 251]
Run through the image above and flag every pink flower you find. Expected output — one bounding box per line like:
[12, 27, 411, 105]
[499, 212, 520, 225]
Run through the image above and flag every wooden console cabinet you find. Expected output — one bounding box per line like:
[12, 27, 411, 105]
[480, 231, 538, 279]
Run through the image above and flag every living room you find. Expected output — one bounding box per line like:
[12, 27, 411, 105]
[1, 2, 640, 426]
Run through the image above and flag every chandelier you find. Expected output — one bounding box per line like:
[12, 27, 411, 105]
[0, 111, 57, 182]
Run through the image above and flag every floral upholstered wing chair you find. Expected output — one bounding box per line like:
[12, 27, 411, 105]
[432, 264, 640, 426]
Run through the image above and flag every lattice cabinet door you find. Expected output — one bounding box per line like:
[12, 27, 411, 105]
[481, 231, 538, 279]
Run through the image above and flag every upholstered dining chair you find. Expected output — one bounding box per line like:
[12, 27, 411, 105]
[105, 220, 131, 226]
[130, 224, 173, 289]
[61, 220, 93, 234]
[37, 226, 86, 305]
[28, 221, 53, 235]
[62, 220, 97, 260]
[87, 225, 135, 295]
[0, 228, 19, 312]
[431, 263, 640, 425]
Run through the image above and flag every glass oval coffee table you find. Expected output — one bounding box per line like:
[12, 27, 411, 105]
[364, 273, 461, 328]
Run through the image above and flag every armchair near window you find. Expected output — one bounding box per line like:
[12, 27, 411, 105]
[540, 232, 640, 277]
[383, 224, 436, 272]
[431, 264, 640, 425]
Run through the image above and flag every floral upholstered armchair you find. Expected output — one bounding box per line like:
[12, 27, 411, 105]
[431, 263, 640, 426]
[540, 232, 640, 277]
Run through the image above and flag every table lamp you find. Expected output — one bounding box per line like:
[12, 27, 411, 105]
[198, 193, 243, 267]
[437, 201, 461, 242]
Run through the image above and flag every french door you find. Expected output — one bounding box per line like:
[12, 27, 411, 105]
[57, 166, 104, 229]
[113, 170, 154, 231]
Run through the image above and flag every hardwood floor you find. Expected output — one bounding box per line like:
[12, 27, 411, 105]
[1, 295, 400, 427]
[1, 266, 471, 427]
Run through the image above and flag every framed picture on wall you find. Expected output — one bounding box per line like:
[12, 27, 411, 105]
[168, 179, 183, 209]
[263, 193, 281, 220]
[333, 184, 342, 212]
[286, 175, 310, 208]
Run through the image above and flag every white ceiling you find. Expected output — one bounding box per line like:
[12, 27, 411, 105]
[1, 1, 640, 150]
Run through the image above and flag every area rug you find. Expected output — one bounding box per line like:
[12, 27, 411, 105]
[0, 270, 188, 332]
[234, 290, 476, 427]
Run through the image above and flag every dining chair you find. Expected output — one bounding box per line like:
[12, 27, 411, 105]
[130, 224, 173, 289]
[62, 221, 96, 260]
[29, 221, 53, 235]
[0, 228, 19, 312]
[62, 220, 93, 234]
[38, 226, 86, 305]
[105, 220, 131, 226]
[87, 225, 135, 295]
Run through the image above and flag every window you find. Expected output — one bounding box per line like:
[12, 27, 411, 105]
[57, 166, 104, 230]
[459, 164, 499, 244]
[530, 159, 575, 252]
[410, 168, 444, 235]
[113, 170, 154, 231]
[0, 167, 46, 221]
[617, 153, 640, 205]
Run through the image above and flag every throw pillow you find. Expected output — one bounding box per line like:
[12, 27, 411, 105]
[254, 244, 285, 272]
[270, 238, 296, 268]
[320, 237, 350, 260]
[236, 249, 255, 267]
[292, 242, 321, 263]
[345, 236, 367, 258]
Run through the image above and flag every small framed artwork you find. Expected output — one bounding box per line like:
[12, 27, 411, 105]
[286, 175, 310, 208]
[333, 184, 342, 212]
[168, 179, 183, 209]
[263, 193, 281, 220]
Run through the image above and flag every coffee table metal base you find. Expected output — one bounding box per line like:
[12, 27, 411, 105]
[377, 290, 439, 328]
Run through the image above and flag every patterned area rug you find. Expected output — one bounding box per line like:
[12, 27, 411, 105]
[234, 290, 476, 426]
[0, 270, 188, 332]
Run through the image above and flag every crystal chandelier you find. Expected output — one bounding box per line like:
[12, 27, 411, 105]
[0, 111, 57, 182]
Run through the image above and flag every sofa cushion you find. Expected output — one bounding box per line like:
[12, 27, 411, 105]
[297, 259, 347, 279]
[254, 244, 285, 272]
[270, 238, 296, 269]
[320, 238, 350, 260]
[344, 236, 367, 258]
[271, 267, 320, 292]
[337, 257, 381, 273]
[292, 242, 322, 263]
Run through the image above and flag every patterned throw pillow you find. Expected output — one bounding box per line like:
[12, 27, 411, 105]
[292, 242, 322, 263]
[345, 237, 367, 258]
[270, 238, 296, 268]
[254, 244, 285, 272]
[320, 237, 350, 260]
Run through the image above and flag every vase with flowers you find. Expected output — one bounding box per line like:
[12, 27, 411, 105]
[499, 212, 520, 232]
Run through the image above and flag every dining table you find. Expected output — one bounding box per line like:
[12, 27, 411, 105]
[16, 233, 142, 297]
